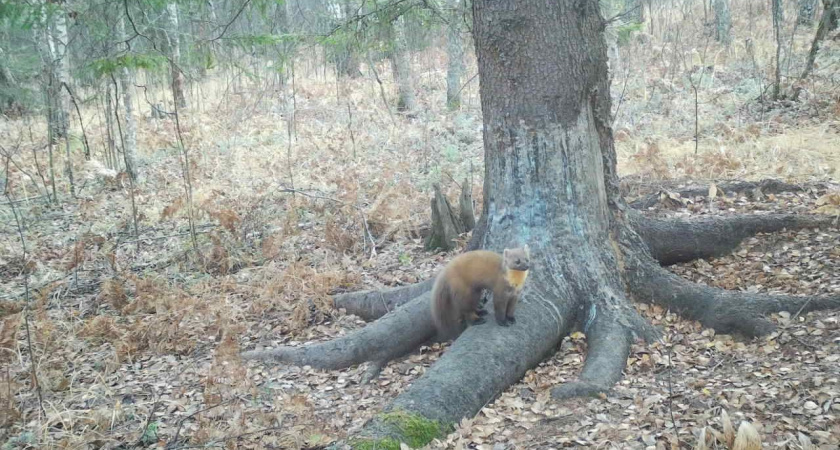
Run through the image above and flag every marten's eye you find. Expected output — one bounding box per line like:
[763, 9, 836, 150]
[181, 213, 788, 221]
[516, 259, 520, 264]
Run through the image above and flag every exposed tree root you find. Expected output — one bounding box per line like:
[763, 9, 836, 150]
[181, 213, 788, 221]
[332, 279, 435, 321]
[630, 212, 836, 266]
[623, 178, 832, 210]
[348, 285, 578, 446]
[242, 293, 435, 369]
[550, 311, 633, 399]
[626, 259, 840, 337]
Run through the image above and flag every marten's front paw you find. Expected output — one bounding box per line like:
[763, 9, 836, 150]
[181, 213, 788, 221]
[496, 317, 510, 327]
[476, 309, 488, 317]
[507, 316, 516, 324]
[472, 317, 486, 325]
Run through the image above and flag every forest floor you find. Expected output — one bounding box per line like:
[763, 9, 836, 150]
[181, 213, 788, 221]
[2, 16, 840, 449]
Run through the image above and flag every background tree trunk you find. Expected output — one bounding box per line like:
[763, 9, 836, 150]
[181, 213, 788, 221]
[798, 0, 819, 24]
[825, 0, 840, 30]
[626, 0, 645, 23]
[445, 0, 465, 110]
[339, 0, 363, 78]
[387, 16, 416, 113]
[714, 0, 733, 45]
[165, 2, 187, 109]
[117, 16, 139, 182]
[44, 0, 71, 141]
[772, 0, 784, 100]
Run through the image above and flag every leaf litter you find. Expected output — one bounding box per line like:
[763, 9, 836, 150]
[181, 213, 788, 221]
[0, 41, 839, 450]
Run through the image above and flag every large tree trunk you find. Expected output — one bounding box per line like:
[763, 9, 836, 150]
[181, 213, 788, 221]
[243, 2, 840, 448]
[165, 2, 187, 109]
[445, 0, 465, 110]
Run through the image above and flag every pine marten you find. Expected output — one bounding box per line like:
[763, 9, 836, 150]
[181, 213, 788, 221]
[430, 246, 531, 339]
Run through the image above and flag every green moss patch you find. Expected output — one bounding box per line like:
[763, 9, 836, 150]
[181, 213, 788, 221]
[349, 411, 448, 449]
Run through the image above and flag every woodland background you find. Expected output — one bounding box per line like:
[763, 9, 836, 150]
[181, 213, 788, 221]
[0, 0, 838, 448]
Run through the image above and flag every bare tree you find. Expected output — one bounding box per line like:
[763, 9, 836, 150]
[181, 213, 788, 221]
[445, 0, 465, 110]
[798, 0, 819, 24]
[773, 0, 784, 100]
[825, 0, 840, 30]
[387, 15, 416, 113]
[714, 0, 733, 45]
[243, 1, 840, 447]
[165, 2, 187, 109]
[117, 15, 139, 182]
[49, 0, 71, 141]
[793, 0, 840, 100]
[339, 0, 363, 78]
[626, 0, 645, 23]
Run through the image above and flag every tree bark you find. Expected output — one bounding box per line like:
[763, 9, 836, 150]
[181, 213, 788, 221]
[425, 184, 465, 251]
[165, 2, 187, 109]
[387, 16, 416, 113]
[445, 0, 465, 110]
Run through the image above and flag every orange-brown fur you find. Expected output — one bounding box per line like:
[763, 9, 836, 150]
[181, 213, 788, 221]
[430, 246, 530, 339]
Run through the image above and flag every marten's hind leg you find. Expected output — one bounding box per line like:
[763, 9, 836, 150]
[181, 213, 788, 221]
[463, 288, 486, 325]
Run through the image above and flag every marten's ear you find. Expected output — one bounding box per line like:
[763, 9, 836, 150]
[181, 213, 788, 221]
[503, 248, 509, 258]
[523, 244, 530, 257]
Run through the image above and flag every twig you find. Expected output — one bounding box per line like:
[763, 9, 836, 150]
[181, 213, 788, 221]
[612, 66, 631, 124]
[273, 185, 376, 258]
[452, 72, 478, 102]
[665, 333, 682, 447]
[170, 73, 202, 263]
[61, 82, 91, 160]
[167, 399, 236, 449]
[136, 387, 161, 446]
[170, 426, 285, 449]
[207, 0, 253, 43]
[366, 52, 397, 125]
[2, 155, 45, 418]
[109, 74, 141, 251]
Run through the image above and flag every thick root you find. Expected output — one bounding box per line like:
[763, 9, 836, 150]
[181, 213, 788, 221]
[333, 279, 435, 321]
[551, 310, 633, 399]
[242, 294, 435, 370]
[630, 212, 836, 266]
[626, 260, 840, 337]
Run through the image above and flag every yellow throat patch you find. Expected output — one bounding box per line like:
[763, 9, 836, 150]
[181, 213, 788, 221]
[505, 269, 529, 291]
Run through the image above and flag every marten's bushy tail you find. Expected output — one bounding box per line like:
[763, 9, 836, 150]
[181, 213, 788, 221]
[430, 274, 462, 340]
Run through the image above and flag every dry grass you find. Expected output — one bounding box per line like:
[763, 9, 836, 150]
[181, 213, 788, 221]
[0, 1, 838, 448]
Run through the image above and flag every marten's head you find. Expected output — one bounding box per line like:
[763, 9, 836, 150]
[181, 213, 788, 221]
[503, 245, 530, 272]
